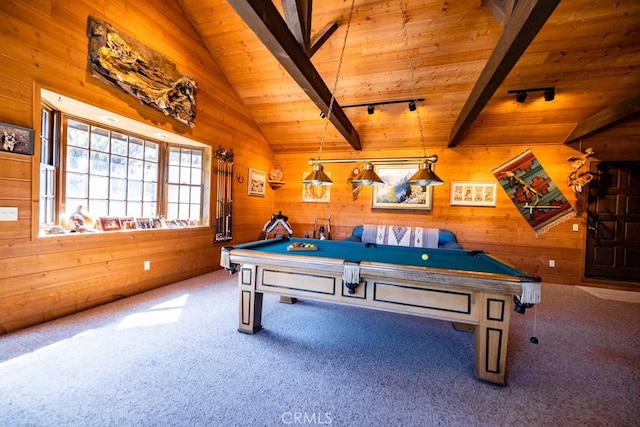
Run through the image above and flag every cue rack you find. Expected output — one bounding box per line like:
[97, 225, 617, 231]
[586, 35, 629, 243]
[215, 146, 234, 242]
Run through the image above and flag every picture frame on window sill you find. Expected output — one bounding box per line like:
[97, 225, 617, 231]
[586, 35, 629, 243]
[98, 217, 122, 231]
[248, 168, 266, 197]
[450, 181, 497, 207]
[372, 164, 433, 210]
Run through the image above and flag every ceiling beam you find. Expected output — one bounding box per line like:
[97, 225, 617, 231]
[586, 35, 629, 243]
[228, 0, 361, 150]
[282, 0, 312, 55]
[482, 0, 519, 27]
[309, 21, 338, 58]
[448, 0, 561, 147]
[564, 94, 640, 143]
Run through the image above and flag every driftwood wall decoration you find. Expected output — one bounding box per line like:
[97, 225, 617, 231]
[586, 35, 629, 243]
[87, 16, 197, 128]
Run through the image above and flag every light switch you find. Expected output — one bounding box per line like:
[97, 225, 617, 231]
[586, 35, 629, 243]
[0, 207, 18, 221]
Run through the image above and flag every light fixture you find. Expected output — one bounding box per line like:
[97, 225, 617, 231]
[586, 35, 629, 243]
[307, 155, 441, 186]
[303, 0, 356, 186]
[303, 163, 333, 186]
[399, 0, 443, 187]
[304, 0, 443, 188]
[508, 87, 556, 103]
[351, 162, 384, 186]
[408, 158, 444, 186]
[342, 98, 425, 112]
[544, 88, 555, 102]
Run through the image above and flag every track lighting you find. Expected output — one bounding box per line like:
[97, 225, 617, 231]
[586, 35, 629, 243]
[544, 88, 555, 102]
[342, 98, 425, 113]
[508, 87, 556, 103]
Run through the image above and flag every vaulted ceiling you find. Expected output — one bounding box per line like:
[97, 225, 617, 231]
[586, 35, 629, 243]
[179, 0, 640, 154]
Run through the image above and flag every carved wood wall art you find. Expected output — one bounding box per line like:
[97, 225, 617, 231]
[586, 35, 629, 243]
[86, 16, 197, 128]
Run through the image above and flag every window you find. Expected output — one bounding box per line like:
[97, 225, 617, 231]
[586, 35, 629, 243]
[167, 147, 202, 220]
[39, 105, 58, 227]
[64, 119, 160, 219]
[39, 94, 211, 233]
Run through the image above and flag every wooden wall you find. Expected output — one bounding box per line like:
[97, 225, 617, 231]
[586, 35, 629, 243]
[0, 0, 275, 334]
[272, 116, 640, 287]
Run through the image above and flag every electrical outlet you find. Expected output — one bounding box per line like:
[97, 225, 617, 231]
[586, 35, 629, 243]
[572, 224, 579, 232]
[144, 260, 151, 270]
[0, 207, 18, 221]
[549, 260, 555, 268]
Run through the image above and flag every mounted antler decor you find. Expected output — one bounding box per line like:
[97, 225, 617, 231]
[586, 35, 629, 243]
[87, 16, 197, 128]
[567, 147, 595, 193]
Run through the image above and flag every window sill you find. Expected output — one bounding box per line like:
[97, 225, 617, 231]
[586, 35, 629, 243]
[39, 225, 206, 237]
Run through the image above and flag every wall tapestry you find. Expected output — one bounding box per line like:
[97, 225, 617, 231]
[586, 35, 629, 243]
[87, 16, 197, 128]
[492, 149, 575, 236]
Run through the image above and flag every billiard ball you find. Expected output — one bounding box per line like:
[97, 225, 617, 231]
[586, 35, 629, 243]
[421, 253, 429, 261]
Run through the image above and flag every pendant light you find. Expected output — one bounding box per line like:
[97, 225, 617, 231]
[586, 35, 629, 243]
[302, 0, 356, 186]
[351, 162, 385, 186]
[396, 0, 444, 187]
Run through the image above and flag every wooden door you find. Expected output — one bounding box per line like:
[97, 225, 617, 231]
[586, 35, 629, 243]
[585, 161, 640, 283]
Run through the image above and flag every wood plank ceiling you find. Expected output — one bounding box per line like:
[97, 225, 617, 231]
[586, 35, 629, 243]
[179, 0, 640, 154]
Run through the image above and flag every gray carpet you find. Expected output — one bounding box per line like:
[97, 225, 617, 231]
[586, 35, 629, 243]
[1, 270, 639, 426]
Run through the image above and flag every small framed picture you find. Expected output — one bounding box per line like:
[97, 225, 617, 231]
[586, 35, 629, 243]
[302, 172, 331, 203]
[136, 218, 153, 229]
[248, 168, 266, 197]
[0, 122, 34, 156]
[98, 217, 122, 231]
[450, 182, 497, 207]
[120, 217, 137, 230]
[372, 164, 433, 210]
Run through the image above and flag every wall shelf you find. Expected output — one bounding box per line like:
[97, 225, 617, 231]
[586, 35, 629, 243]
[268, 180, 285, 190]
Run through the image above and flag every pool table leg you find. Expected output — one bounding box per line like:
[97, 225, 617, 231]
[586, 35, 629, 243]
[474, 292, 511, 385]
[238, 265, 263, 334]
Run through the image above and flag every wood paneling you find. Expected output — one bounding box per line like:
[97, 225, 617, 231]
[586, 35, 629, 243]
[180, 0, 640, 152]
[0, 0, 275, 334]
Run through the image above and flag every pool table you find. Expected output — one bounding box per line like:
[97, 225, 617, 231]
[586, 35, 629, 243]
[221, 237, 541, 385]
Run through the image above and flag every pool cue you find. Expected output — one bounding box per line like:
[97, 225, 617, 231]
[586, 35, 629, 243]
[227, 160, 233, 239]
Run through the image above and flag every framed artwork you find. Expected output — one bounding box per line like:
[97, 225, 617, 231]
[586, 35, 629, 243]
[248, 168, 266, 197]
[136, 218, 153, 229]
[0, 122, 34, 156]
[120, 217, 137, 230]
[302, 172, 331, 203]
[450, 182, 497, 207]
[372, 164, 433, 210]
[98, 217, 122, 231]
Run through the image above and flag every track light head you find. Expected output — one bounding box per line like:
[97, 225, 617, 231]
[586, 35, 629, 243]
[367, 105, 374, 115]
[515, 91, 528, 103]
[408, 100, 416, 111]
[509, 87, 556, 103]
[544, 88, 555, 102]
